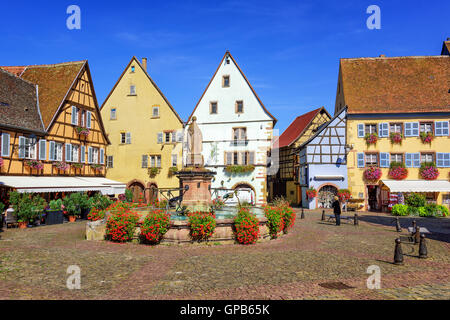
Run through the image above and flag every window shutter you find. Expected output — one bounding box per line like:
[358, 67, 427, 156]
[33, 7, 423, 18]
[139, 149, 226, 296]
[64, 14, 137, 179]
[435, 121, 449, 136]
[177, 131, 183, 142]
[1, 133, 10, 157]
[18, 136, 25, 158]
[86, 111, 92, 128]
[71, 106, 77, 125]
[413, 153, 420, 167]
[65, 144, 72, 162]
[88, 147, 92, 164]
[357, 153, 365, 168]
[411, 122, 419, 136]
[226, 152, 232, 165]
[100, 148, 104, 164]
[405, 153, 412, 167]
[380, 152, 390, 167]
[39, 140, 46, 160]
[437, 153, 444, 167]
[126, 132, 131, 144]
[249, 152, 255, 165]
[80, 146, 85, 163]
[379, 123, 389, 137]
[141, 155, 148, 168]
[48, 141, 55, 161]
[404, 123, 411, 137]
[157, 155, 161, 168]
[357, 124, 364, 138]
[157, 132, 163, 144]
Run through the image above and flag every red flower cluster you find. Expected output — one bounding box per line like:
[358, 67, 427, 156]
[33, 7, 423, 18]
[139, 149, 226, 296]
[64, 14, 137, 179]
[306, 188, 317, 199]
[105, 208, 139, 242]
[389, 132, 403, 144]
[280, 206, 296, 232]
[264, 206, 284, 238]
[388, 167, 408, 180]
[87, 208, 106, 221]
[364, 133, 378, 145]
[337, 189, 352, 202]
[419, 164, 439, 180]
[420, 132, 434, 144]
[187, 211, 216, 241]
[234, 208, 260, 245]
[363, 167, 382, 181]
[140, 210, 171, 244]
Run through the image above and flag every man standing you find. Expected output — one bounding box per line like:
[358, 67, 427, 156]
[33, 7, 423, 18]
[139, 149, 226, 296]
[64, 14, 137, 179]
[332, 196, 342, 226]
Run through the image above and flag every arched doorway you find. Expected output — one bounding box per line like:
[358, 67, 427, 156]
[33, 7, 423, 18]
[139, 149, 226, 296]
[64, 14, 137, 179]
[233, 183, 256, 205]
[317, 185, 338, 208]
[147, 183, 158, 205]
[128, 181, 145, 203]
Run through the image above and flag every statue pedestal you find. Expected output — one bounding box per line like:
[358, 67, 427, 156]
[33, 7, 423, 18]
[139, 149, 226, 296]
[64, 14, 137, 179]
[177, 169, 216, 212]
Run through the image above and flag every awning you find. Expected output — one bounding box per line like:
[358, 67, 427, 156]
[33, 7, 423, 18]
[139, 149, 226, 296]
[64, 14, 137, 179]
[381, 180, 450, 192]
[0, 176, 126, 195]
[314, 175, 345, 181]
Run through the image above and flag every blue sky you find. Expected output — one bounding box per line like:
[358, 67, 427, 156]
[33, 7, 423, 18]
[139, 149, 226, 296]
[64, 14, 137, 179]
[1, 0, 448, 132]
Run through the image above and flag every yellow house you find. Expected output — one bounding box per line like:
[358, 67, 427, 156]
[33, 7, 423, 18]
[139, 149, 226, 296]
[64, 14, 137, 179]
[335, 44, 450, 211]
[100, 57, 184, 202]
[268, 107, 330, 205]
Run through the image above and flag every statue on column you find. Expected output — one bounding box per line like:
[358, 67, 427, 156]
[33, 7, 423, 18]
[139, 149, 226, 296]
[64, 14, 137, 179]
[186, 116, 204, 167]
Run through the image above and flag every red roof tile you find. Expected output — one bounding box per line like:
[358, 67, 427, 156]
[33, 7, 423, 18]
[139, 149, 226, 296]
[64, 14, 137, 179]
[1, 66, 26, 77]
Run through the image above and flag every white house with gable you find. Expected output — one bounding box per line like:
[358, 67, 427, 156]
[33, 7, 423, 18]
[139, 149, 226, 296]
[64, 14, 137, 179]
[187, 51, 276, 205]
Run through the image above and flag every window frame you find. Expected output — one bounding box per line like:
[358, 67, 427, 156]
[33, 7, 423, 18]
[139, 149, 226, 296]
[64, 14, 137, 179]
[364, 152, 379, 167]
[222, 75, 230, 88]
[210, 101, 218, 114]
[235, 100, 244, 114]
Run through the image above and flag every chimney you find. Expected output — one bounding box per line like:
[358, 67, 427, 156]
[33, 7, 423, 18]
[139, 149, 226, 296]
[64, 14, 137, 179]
[142, 58, 147, 71]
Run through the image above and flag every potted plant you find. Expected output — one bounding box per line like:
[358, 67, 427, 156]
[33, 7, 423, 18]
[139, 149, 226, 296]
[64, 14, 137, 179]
[225, 165, 255, 174]
[306, 187, 317, 199]
[24, 160, 44, 170]
[72, 163, 84, 169]
[364, 132, 378, 145]
[53, 161, 70, 172]
[168, 166, 178, 177]
[46, 199, 64, 225]
[363, 167, 382, 181]
[90, 164, 103, 172]
[389, 132, 403, 144]
[388, 162, 408, 180]
[78, 193, 91, 219]
[63, 193, 83, 222]
[75, 126, 90, 136]
[420, 132, 434, 144]
[148, 167, 160, 177]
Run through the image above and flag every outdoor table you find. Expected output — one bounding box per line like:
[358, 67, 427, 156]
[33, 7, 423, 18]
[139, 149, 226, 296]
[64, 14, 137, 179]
[407, 227, 430, 234]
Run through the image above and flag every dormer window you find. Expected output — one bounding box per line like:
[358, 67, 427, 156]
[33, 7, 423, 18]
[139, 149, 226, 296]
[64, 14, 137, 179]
[222, 75, 230, 88]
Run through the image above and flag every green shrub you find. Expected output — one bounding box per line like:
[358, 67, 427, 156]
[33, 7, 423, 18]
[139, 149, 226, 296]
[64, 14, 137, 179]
[187, 211, 216, 241]
[407, 206, 419, 216]
[392, 204, 409, 216]
[63, 193, 82, 216]
[405, 193, 426, 208]
[264, 206, 283, 239]
[280, 206, 296, 233]
[140, 210, 171, 244]
[49, 199, 63, 211]
[417, 207, 429, 217]
[105, 210, 140, 242]
[234, 208, 259, 245]
[436, 205, 449, 217]
[8, 191, 45, 223]
[0, 202, 5, 214]
[88, 193, 113, 210]
[424, 203, 438, 216]
[125, 189, 133, 203]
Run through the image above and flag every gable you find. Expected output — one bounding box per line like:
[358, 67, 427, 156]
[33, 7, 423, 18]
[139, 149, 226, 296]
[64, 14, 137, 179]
[189, 52, 276, 124]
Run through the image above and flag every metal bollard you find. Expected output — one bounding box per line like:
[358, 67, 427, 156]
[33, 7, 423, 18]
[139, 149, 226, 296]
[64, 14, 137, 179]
[301, 208, 305, 219]
[394, 238, 404, 265]
[321, 209, 325, 221]
[419, 234, 428, 259]
[354, 213, 359, 226]
[414, 226, 420, 244]
[395, 217, 402, 232]
[412, 219, 416, 230]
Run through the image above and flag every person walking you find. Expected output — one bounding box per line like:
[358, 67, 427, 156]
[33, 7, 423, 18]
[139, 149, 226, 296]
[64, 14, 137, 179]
[332, 196, 342, 226]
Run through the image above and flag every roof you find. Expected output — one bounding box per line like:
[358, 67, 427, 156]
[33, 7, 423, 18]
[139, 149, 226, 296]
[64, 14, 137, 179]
[0, 68, 45, 133]
[188, 51, 277, 124]
[0, 176, 125, 194]
[275, 107, 329, 148]
[340, 55, 450, 114]
[100, 56, 183, 124]
[1, 66, 26, 77]
[381, 180, 450, 192]
[442, 40, 450, 56]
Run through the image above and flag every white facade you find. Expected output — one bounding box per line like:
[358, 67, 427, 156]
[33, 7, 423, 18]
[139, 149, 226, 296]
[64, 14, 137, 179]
[298, 108, 348, 209]
[187, 52, 276, 205]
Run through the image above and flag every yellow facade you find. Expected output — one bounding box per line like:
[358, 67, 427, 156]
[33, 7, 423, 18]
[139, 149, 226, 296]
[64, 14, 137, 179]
[100, 57, 184, 201]
[346, 116, 450, 210]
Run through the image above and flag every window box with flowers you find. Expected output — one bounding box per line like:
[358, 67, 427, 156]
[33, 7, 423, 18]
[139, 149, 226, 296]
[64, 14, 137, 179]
[389, 132, 403, 144]
[24, 159, 44, 170]
[419, 162, 439, 180]
[90, 164, 103, 172]
[148, 167, 160, 177]
[420, 132, 434, 144]
[337, 189, 352, 202]
[53, 161, 70, 172]
[388, 162, 408, 180]
[168, 166, 178, 177]
[363, 167, 382, 181]
[72, 163, 84, 169]
[225, 164, 255, 175]
[306, 187, 317, 200]
[364, 132, 378, 145]
[75, 126, 90, 137]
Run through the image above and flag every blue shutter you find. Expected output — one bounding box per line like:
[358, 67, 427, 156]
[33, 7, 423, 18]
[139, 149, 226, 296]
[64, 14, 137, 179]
[87, 111, 92, 128]
[357, 124, 364, 138]
[405, 153, 412, 168]
[71, 106, 77, 125]
[380, 153, 390, 167]
[18, 136, 25, 158]
[413, 153, 420, 167]
[437, 153, 450, 167]
[357, 153, 365, 168]
[378, 123, 388, 137]
[100, 148, 104, 164]
[80, 146, 85, 163]
[411, 122, 419, 136]
[65, 144, 71, 162]
[1, 133, 10, 157]
[39, 140, 46, 160]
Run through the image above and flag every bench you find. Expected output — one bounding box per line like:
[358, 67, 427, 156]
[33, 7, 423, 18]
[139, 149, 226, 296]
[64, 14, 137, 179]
[326, 214, 353, 224]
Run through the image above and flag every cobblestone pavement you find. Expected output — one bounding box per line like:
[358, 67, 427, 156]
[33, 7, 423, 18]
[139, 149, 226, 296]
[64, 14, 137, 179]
[0, 209, 449, 300]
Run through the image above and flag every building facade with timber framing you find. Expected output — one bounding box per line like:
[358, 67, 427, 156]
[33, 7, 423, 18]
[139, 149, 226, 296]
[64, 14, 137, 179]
[268, 107, 330, 205]
[0, 61, 125, 199]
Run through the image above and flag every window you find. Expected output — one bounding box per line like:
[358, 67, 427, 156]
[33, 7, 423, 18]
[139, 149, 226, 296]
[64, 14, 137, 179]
[391, 153, 403, 163]
[126, 132, 131, 144]
[233, 152, 239, 165]
[157, 132, 163, 144]
[225, 151, 255, 165]
[39, 140, 46, 160]
[71, 106, 79, 125]
[81, 110, 86, 127]
[390, 123, 402, 133]
[420, 122, 433, 133]
[131, 66, 135, 72]
[72, 145, 79, 163]
[405, 153, 420, 168]
[150, 155, 161, 168]
[19, 136, 37, 159]
[233, 128, 247, 144]
[107, 155, 114, 168]
[48, 142, 63, 161]
[110, 108, 116, 120]
[93, 148, 99, 163]
[378, 123, 389, 137]
[435, 121, 449, 136]
[130, 85, 136, 95]
[420, 153, 434, 163]
[120, 133, 126, 144]
[171, 154, 177, 167]
[235, 100, 244, 114]
[365, 124, 377, 135]
[1, 133, 10, 157]
[141, 155, 148, 168]
[437, 153, 450, 167]
[164, 132, 171, 143]
[365, 153, 378, 167]
[404, 122, 419, 137]
[210, 102, 218, 114]
[222, 75, 230, 88]
[152, 106, 159, 117]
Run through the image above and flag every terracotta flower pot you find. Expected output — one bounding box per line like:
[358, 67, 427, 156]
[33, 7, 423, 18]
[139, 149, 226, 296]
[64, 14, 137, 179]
[68, 215, 76, 223]
[18, 221, 28, 229]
